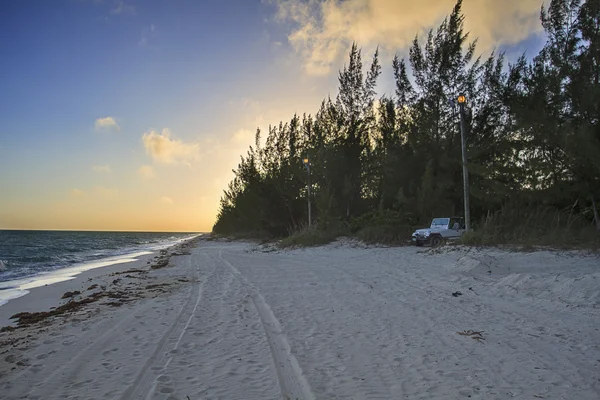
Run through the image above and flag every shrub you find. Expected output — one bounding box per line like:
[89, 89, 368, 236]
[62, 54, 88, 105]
[278, 224, 346, 248]
[461, 205, 600, 250]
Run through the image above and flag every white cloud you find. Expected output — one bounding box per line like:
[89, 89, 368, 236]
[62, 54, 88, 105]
[95, 117, 120, 131]
[138, 165, 155, 180]
[142, 128, 200, 165]
[159, 196, 174, 205]
[92, 164, 112, 173]
[111, 1, 135, 15]
[70, 188, 85, 197]
[270, 0, 543, 75]
[139, 24, 158, 48]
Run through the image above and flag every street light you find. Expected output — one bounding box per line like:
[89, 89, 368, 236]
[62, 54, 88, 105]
[457, 94, 471, 232]
[303, 157, 312, 227]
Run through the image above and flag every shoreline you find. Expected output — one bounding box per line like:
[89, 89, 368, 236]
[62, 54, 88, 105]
[0, 233, 201, 309]
[0, 235, 202, 328]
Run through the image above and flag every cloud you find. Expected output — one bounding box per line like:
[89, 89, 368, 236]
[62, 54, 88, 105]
[142, 128, 200, 165]
[111, 1, 135, 15]
[95, 117, 120, 132]
[138, 165, 155, 180]
[94, 186, 118, 199]
[92, 164, 112, 173]
[159, 196, 174, 205]
[139, 24, 158, 48]
[231, 129, 255, 145]
[269, 0, 543, 75]
[70, 188, 85, 197]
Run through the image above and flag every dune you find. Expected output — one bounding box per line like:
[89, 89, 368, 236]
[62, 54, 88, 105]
[0, 238, 598, 399]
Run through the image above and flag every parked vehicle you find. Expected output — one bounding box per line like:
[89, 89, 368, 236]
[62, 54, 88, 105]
[411, 217, 465, 247]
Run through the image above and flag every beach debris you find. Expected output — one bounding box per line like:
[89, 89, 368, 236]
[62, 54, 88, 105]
[87, 284, 98, 290]
[457, 330, 485, 341]
[112, 278, 122, 285]
[151, 258, 170, 269]
[145, 283, 171, 293]
[9, 291, 130, 327]
[114, 269, 146, 275]
[452, 291, 462, 297]
[105, 302, 126, 307]
[61, 291, 81, 299]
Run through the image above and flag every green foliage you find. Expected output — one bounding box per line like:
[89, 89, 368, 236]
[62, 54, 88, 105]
[213, 0, 600, 248]
[278, 225, 347, 248]
[461, 205, 600, 249]
[348, 209, 414, 233]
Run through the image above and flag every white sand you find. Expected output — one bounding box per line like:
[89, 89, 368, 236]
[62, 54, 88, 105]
[1, 238, 599, 399]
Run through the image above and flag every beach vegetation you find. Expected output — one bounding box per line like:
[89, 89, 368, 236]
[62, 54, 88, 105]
[213, 0, 600, 248]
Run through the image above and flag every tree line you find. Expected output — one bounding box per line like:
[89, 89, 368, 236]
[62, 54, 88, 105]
[213, 0, 600, 241]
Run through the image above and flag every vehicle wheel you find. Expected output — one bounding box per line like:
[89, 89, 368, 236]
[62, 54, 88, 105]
[416, 241, 423, 247]
[431, 236, 442, 247]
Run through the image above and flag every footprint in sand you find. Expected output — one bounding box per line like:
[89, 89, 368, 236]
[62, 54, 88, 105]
[101, 348, 118, 356]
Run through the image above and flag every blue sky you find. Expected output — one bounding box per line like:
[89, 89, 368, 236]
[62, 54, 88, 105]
[0, 0, 545, 231]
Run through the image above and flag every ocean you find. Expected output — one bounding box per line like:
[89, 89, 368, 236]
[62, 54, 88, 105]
[0, 230, 199, 305]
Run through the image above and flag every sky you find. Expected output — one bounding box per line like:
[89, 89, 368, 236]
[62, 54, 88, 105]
[0, 0, 546, 232]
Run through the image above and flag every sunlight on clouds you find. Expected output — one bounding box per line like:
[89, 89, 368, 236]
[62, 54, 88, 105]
[159, 196, 174, 205]
[138, 165, 155, 180]
[92, 164, 111, 173]
[142, 129, 200, 165]
[95, 117, 120, 131]
[232, 129, 255, 145]
[271, 0, 542, 75]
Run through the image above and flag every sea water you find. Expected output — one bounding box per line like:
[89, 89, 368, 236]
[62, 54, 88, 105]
[0, 230, 198, 305]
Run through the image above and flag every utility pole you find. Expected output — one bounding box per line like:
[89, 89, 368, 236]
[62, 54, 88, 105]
[457, 94, 471, 232]
[303, 157, 312, 227]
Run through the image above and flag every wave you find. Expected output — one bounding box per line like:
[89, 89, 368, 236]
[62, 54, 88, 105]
[0, 231, 198, 284]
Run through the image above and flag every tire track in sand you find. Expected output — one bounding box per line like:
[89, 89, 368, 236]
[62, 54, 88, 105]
[118, 253, 209, 400]
[218, 248, 315, 400]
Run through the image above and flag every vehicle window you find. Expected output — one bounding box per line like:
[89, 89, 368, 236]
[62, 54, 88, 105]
[431, 218, 449, 226]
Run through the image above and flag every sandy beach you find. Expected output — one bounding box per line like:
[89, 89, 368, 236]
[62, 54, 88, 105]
[1, 237, 599, 399]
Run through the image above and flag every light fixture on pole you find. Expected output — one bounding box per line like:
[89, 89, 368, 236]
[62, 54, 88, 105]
[457, 94, 471, 232]
[303, 157, 312, 227]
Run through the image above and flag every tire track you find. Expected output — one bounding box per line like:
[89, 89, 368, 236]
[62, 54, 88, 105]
[218, 248, 315, 400]
[8, 297, 159, 399]
[119, 253, 210, 400]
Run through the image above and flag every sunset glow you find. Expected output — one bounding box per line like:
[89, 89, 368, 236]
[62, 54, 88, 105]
[0, 0, 545, 232]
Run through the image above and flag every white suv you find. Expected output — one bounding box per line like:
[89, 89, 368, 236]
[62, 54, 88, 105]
[411, 217, 465, 247]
